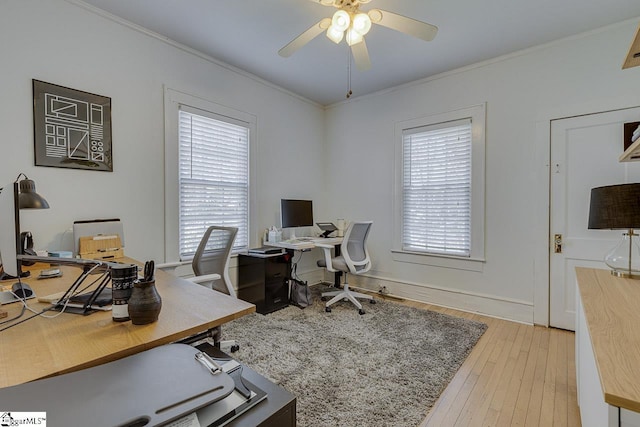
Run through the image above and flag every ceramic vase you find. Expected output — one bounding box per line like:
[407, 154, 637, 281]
[128, 280, 162, 325]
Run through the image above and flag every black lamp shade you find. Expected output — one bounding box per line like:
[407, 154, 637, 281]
[18, 179, 49, 209]
[588, 183, 640, 230]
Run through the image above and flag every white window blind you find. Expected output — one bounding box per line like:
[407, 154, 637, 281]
[402, 118, 472, 256]
[178, 107, 249, 258]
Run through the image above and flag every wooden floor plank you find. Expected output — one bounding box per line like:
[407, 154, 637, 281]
[553, 328, 569, 426]
[538, 329, 559, 426]
[423, 318, 502, 426]
[406, 299, 580, 427]
[523, 328, 551, 427]
[510, 325, 545, 426]
[489, 324, 534, 427]
[454, 321, 519, 426]
[567, 331, 582, 427]
[368, 289, 582, 427]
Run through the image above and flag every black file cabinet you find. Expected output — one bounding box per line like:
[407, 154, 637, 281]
[237, 254, 290, 314]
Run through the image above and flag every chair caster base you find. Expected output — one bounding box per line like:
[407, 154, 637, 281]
[358, 309, 365, 315]
[230, 344, 240, 353]
[321, 296, 328, 302]
[325, 307, 332, 312]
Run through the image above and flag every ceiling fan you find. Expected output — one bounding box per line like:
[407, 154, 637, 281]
[278, 0, 438, 71]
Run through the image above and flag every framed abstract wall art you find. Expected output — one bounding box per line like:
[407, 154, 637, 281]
[33, 79, 113, 171]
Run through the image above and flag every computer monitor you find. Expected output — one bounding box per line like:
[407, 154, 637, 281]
[0, 181, 19, 277]
[280, 199, 313, 230]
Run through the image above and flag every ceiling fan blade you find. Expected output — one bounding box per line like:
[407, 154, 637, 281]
[351, 39, 371, 71]
[368, 9, 438, 42]
[279, 18, 332, 57]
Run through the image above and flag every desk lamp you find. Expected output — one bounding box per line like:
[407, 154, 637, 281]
[588, 183, 640, 278]
[0, 173, 49, 280]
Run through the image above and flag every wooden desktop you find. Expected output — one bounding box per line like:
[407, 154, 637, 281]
[0, 260, 255, 389]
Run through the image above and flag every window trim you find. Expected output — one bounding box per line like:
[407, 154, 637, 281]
[393, 103, 486, 267]
[164, 87, 257, 262]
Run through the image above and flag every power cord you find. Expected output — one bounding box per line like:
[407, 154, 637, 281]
[291, 250, 306, 283]
[0, 267, 109, 331]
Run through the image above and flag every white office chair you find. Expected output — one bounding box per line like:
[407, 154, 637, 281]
[191, 226, 238, 297]
[316, 221, 375, 315]
[159, 226, 237, 295]
[158, 225, 239, 350]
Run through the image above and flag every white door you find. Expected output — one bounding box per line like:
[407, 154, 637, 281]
[550, 107, 640, 330]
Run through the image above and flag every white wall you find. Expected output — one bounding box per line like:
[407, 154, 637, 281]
[0, 0, 325, 266]
[324, 20, 640, 323]
[3, 1, 640, 323]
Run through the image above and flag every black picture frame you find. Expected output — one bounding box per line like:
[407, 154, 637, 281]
[33, 79, 112, 172]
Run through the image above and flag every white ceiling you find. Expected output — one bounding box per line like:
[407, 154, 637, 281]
[79, 0, 640, 106]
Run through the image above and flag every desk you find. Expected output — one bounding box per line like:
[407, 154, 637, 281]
[268, 237, 343, 287]
[0, 259, 255, 389]
[268, 236, 342, 251]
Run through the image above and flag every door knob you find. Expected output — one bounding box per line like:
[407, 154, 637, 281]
[554, 234, 562, 253]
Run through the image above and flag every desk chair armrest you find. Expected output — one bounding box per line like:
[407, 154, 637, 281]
[156, 262, 221, 284]
[156, 261, 191, 270]
[188, 273, 234, 298]
[187, 273, 222, 284]
[314, 243, 335, 249]
[317, 246, 339, 273]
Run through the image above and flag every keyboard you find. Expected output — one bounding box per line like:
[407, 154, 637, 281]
[314, 237, 343, 245]
[283, 238, 313, 244]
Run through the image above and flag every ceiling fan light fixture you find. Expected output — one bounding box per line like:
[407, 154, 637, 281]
[326, 25, 344, 44]
[346, 27, 364, 46]
[352, 13, 372, 35]
[332, 10, 351, 32]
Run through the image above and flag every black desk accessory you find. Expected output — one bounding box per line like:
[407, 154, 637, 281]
[0, 282, 36, 305]
[143, 260, 155, 281]
[128, 260, 162, 325]
[0, 344, 236, 427]
[195, 341, 269, 426]
[37, 267, 62, 279]
[18, 255, 113, 315]
[248, 247, 285, 255]
[0, 174, 50, 281]
[12, 282, 33, 298]
[316, 222, 338, 238]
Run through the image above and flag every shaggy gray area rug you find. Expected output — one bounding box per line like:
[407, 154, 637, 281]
[223, 286, 487, 427]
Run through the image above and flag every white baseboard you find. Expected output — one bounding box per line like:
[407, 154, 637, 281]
[320, 272, 533, 324]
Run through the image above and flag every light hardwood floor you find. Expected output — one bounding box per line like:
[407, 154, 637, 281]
[380, 295, 581, 427]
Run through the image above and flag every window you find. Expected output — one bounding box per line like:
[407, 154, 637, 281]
[178, 108, 249, 258]
[394, 104, 485, 266]
[403, 119, 472, 256]
[164, 88, 256, 262]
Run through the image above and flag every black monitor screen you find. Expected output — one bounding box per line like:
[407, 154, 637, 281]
[281, 199, 313, 228]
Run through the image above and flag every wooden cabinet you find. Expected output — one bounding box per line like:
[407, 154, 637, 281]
[575, 268, 640, 426]
[237, 254, 290, 314]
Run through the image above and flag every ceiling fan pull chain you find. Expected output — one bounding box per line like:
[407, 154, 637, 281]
[346, 47, 353, 99]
